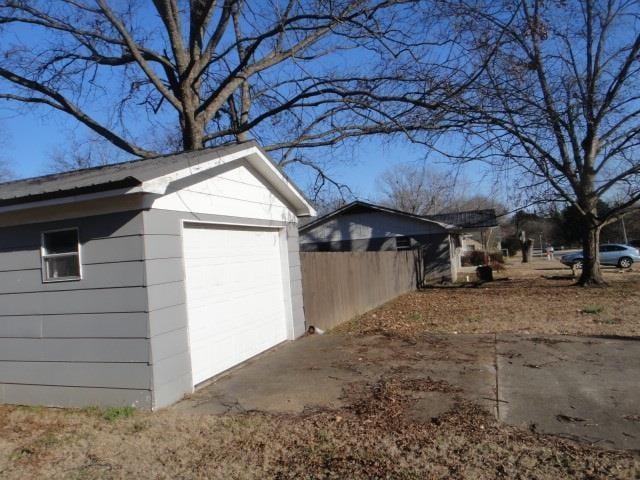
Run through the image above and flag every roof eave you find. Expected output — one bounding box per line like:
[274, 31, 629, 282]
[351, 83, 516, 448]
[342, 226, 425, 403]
[0, 142, 316, 218]
[300, 200, 456, 233]
[0, 183, 145, 215]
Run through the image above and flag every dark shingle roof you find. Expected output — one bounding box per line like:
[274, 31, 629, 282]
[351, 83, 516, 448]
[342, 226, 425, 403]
[427, 209, 498, 228]
[299, 200, 460, 233]
[0, 141, 256, 205]
[0, 140, 316, 216]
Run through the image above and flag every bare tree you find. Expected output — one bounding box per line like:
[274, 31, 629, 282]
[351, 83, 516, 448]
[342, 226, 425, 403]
[0, 0, 481, 184]
[447, 0, 640, 285]
[0, 160, 10, 181]
[0, 126, 12, 180]
[376, 162, 506, 216]
[452, 194, 506, 215]
[311, 188, 353, 216]
[376, 163, 464, 214]
[47, 132, 128, 173]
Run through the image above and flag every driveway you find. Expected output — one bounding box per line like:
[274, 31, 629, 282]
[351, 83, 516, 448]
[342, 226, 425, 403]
[497, 334, 640, 450]
[174, 333, 640, 451]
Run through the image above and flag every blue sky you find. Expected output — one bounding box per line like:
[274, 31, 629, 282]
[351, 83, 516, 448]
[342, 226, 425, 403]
[0, 108, 493, 203]
[0, 2, 494, 204]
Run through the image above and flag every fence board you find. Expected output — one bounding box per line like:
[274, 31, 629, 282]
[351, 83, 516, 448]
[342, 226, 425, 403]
[301, 251, 418, 331]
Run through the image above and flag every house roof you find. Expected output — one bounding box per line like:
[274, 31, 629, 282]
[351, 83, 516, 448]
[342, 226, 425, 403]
[299, 200, 460, 233]
[0, 140, 315, 216]
[427, 209, 498, 228]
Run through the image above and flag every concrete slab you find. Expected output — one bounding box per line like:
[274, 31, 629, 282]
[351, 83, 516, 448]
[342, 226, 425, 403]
[496, 334, 640, 450]
[174, 335, 360, 414]
[173, 330, 640, 452]
[174, 333, 497, 416]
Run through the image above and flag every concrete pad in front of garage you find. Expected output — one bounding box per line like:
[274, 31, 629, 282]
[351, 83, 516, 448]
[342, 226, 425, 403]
[173, 333, 497, 416]
[496, 334, 640, 450]
[173, 330, 640, 451]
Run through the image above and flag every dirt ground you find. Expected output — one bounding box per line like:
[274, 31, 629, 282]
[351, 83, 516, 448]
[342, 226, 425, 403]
[1, 257, 639, 479]
[337, 257, 640, 340]
[1, 382, 638, 479]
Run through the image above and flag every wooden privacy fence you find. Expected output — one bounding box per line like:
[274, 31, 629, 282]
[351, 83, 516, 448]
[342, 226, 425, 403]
[300, 251, 419, 331]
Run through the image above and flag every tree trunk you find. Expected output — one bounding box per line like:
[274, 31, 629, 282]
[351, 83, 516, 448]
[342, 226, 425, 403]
[578, 224, 605, 286]
[181, 115, 206, 151]
[520, 239, 532, 263]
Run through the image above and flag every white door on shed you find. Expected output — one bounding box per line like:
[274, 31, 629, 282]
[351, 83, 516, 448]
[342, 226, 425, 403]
[182, 224, 288, 386]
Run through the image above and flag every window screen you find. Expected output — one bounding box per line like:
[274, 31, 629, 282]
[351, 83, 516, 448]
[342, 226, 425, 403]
[42, 229, 81, 281]
[395, 236, 412, 251]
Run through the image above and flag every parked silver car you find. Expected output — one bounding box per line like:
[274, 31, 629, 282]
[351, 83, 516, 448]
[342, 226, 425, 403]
[561, 244, 640, 269]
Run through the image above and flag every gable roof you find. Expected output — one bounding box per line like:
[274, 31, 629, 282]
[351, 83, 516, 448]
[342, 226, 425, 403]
[0, 141, 315, 216]
[299, 200, 459, 233]
[427, 209, 498, 228]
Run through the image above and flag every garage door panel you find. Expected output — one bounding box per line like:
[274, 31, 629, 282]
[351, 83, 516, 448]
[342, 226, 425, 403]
[185, 286, 284, 313]
[183, 225, 288, 386]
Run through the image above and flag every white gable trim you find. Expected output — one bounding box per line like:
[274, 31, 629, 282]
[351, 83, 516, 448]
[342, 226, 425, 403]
[140, 146, 315, 217]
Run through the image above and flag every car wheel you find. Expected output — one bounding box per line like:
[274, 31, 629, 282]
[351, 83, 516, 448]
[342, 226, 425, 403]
[572, 259, 583, 269]
[618, 257, 633, 269]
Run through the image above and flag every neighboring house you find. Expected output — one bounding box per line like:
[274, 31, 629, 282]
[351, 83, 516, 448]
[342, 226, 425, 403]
[299, 201, 462, 283]
[0, 141, 315, 410]
[427, 209, 501, 253]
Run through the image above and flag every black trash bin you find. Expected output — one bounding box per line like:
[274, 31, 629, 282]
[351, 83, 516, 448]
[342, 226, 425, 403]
[476, 265, 494, 282]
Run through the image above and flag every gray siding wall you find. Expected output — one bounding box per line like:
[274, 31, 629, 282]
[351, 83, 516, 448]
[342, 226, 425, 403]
[0, 210, 152, 409]
[0, 202, 305, 410]
[300, 211, 446, 246]
[142, 209, 304, 409]
[418, 234, 456, 283]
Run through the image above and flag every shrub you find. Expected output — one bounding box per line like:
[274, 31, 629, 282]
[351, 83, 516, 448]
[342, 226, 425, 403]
[102, 406, 135, 422]
[489, 252, 505, 264]
[462, 250, 505, 267]
[490, 260, 505, 272]
[502, 236, 521, 256]
[461, 250, 487, 266]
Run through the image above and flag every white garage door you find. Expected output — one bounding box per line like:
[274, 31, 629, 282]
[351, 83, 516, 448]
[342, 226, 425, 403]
[182, 224, 288, 386]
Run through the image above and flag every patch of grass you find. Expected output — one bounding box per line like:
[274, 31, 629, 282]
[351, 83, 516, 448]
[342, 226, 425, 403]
[9, 433, 60, 462]
[20, 405, 44, 414]
[78, 405, 136, 421]
[34, 432, 60, 448]
[9, 447, 34, 461]
[129, 420, 148, 433]
[592, 317, 621, 325]
[581, 305, 603, 315]
[340, 258, 640, 339]
[79, 406, 102, 417]
[102, 406, 135, 422]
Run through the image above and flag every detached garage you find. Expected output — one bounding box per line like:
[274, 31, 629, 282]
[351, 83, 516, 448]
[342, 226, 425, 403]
[0, 141, 315, 410]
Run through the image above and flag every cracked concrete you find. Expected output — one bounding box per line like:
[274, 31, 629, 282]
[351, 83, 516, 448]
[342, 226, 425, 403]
[496, 334, 640, 450]
[173, 333, 497, 416]
[173, 332, 640, 451]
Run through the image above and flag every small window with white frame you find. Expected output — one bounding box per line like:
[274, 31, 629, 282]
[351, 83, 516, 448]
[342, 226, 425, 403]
[395, 236, 412, 251]
[41, 228, 81, 282]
